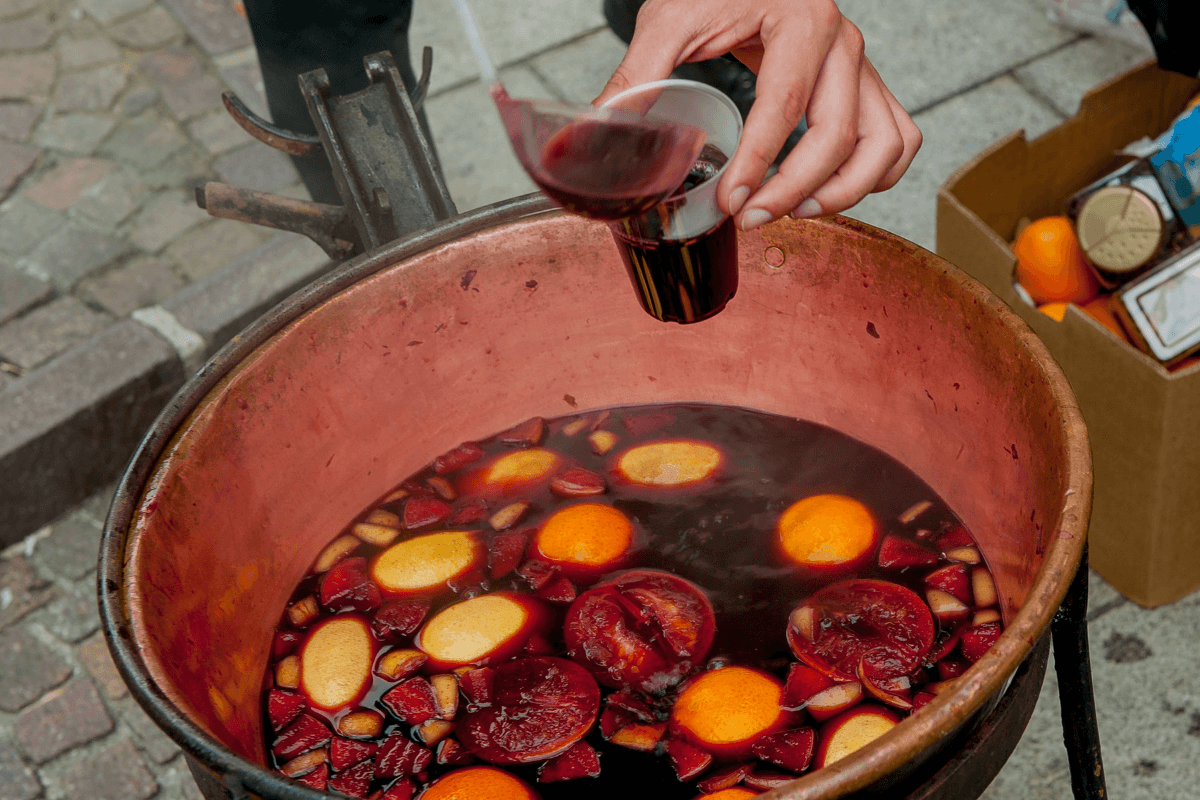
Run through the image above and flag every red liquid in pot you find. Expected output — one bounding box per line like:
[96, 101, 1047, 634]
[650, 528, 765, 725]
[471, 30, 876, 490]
[262, 404, 1004, 798]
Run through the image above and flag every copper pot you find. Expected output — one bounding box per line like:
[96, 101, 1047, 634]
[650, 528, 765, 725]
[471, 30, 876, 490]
[99, 196, 1090, 799]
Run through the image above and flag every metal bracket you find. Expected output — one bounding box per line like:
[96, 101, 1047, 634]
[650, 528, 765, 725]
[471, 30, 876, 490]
[195, 47, 456, 260]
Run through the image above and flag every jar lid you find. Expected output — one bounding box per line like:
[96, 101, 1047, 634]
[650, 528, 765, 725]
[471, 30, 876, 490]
[1076, 186, 1164, 274]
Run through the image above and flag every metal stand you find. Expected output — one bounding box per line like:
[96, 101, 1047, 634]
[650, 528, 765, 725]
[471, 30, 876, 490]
[1051, 545, 1108, 799]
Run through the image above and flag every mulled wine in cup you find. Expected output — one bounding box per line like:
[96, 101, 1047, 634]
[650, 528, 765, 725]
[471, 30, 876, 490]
[602, 80, 744, 324]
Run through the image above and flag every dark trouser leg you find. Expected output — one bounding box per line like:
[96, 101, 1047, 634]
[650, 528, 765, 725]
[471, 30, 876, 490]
[243, 0, 421, 204]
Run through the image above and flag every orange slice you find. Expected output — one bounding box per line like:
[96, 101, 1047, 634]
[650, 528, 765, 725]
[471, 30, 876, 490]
[468, 448, 562, 497]
[534, 502, 633, 577]
[698, 789, 758, 800]
[416, 592, 544, 669]
[813, 704, 900, 770]
[371, 531, 482, 596]
[776, 494, 879, 577]
[418, 765, 539, 800]
[299, 616, 374, 711]
[613, 440, 723, 488]
[670, 666, 791, 758]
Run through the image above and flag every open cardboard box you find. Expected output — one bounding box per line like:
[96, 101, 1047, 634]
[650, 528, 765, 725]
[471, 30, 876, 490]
[937, 62, 1200, 609]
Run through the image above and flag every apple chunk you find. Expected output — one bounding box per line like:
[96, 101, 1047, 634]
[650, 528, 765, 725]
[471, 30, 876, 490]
[416, 592, 547, 670]
[300, 616, 375, 711]
[371, 531, 483, 596]
[813, 704, 901, 770]
[612, 439, 723, 488]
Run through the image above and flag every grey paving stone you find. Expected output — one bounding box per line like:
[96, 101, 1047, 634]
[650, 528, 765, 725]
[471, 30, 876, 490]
[110, 6, 182, 51]
[0, 196, 63, 256]
[134, 141, 213, 190]
[0, 0, 39, 21]
[121, 86, 159, 116]
[30, 585, 100, 642]
[79, 0, 154, 25]
[840, 0, 1078, 112]
[0, 319, 184, 543]
[96, 111, 186, 168]
[0, 554, 57, 631]
[14, 677, 114, 763]
[126, 189, 208, 251]
[0, 101, 40, 140]
[79, 256, 186, 315]
[73, 167, 151, 228]
[410, 0, 607, 95]
[1013, 36, 1152, 119]
[424, 68, 547, 213]
[0, 52, 55, 100]
[0, 626, 71, 712]
[164, 233, 329, 351]
[54, 64, 129, 112]
[32, 515, 103, 581]
[161, 0, 252, 57]
[57, 35, 122, 70]
[119, 697, 180, 763]
[162, 217, 273, 282]
[845, 75, 1063, 251]
[217, 59, 267, 119]
[0, 295, 112, 368]
[78, 632, 127, 700]
[212, 141, 299, 193]
[0, 267, 51, 325]
[33, 112, 117, 154]
[20, 224, 132, 289]
[187, 110, 250, 154]
[0, 744, 41, 800]
[0, 13, 53, 53]
[79, 482, 116, 525]
[51, 739, 159, 800]
[0, 139, 39, 199]
[530, 29, 628, 104]
[22, 156, 115, 210]
[141, 44, 223, 120]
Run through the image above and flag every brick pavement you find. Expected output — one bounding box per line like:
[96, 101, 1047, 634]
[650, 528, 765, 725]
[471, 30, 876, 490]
[0, 1, 1193, 799]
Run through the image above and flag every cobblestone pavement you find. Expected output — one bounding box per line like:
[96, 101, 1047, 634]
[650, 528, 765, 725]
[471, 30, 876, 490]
[1, 0, 1197, 799]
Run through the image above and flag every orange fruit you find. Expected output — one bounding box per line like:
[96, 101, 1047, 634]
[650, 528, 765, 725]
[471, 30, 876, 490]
[1037, 302, 1068, 321]
[1081, 297, 1130, 342]
[534, 502, 633, 574]
[776, 494, 879, 577]
[671, 666, 790, 757]
[1013, 216, 1099, 304]
[698, 789, 759, 800]
[419, 766, 539, 800]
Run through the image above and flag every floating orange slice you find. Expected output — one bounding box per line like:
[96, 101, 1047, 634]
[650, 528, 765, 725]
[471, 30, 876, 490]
[416, 592, 545, 670]
[534, 502, 634, 577]
[299, 616, 375, 711]
[776, 494, 880, 578]
[813, 704, 900, 770]
[371, 531, 483, 596]
[670, 666, 792, 758]
[466, 448, 562, 497]
[613, 440, 723, 489]
[698, 789, 758, 800]
[418, 765, 540, 800]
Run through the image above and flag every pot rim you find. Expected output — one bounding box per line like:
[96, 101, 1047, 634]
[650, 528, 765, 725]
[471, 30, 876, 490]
[98, 195, 1091, 800]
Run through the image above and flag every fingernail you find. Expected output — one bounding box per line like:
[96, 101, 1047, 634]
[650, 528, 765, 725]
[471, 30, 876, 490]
[740, 207, 772, 232]
[790, 198, 823, 219]
[728, 185, 750, 215]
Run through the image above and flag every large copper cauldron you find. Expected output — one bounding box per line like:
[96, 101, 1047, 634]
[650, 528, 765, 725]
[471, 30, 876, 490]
[99, 196, 1090, 800]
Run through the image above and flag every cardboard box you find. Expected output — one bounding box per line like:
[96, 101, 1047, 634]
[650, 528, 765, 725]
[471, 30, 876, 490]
[937, 63, 1200, 609]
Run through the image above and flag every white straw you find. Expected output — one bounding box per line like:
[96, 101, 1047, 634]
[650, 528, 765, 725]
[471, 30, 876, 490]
[450, 0, 500, 88]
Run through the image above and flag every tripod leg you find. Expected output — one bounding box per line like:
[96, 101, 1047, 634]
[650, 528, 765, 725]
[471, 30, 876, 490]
[1051, 545, 1108, 799]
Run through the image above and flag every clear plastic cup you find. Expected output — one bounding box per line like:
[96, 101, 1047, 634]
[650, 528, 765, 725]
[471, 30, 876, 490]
[602, 80, 744, 323]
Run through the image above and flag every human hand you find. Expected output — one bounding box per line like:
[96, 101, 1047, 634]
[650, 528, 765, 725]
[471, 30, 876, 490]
[594, 0, 921, 232]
